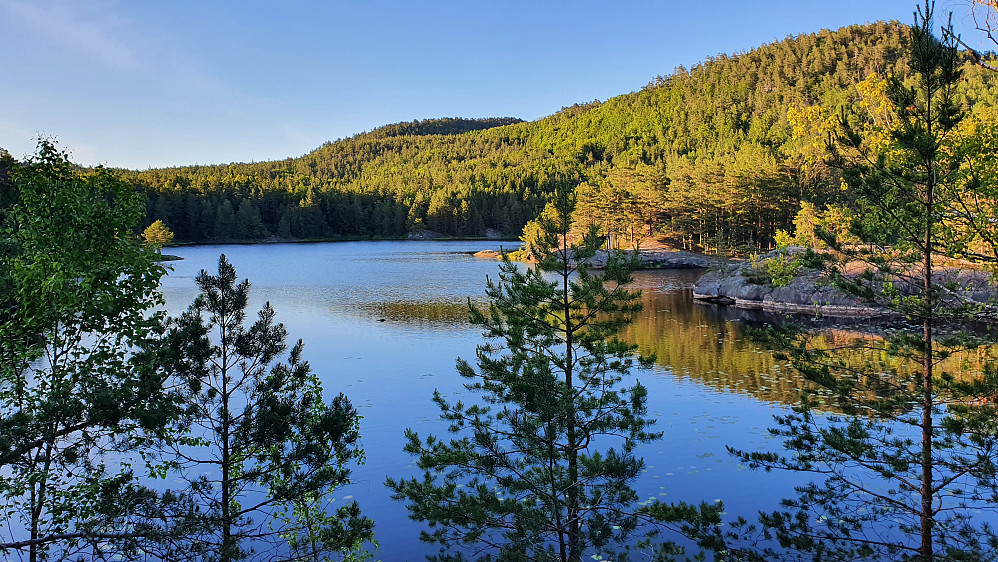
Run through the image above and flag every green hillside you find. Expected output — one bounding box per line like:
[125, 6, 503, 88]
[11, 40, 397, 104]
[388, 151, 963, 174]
[124, 21, 998, 249]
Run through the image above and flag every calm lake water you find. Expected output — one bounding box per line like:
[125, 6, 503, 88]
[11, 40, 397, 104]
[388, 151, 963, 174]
[160, 240, 810, 560]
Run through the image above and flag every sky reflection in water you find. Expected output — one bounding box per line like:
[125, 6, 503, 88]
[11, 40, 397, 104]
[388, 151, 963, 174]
[160, 241, 809, 560]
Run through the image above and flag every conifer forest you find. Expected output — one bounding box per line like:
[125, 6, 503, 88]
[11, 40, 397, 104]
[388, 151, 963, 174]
[6, 2, 998, 560]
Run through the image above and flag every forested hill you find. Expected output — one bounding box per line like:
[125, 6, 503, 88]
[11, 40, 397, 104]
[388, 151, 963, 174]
[124, 21, 998, 247]
[358, 117, 524, 139]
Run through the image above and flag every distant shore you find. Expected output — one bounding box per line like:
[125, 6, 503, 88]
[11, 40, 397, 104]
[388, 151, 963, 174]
[472, 246, 716, 270]
[163, 234, 517, 248]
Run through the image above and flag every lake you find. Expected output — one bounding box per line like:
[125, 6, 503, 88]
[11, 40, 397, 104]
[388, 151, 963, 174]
[159, 240, 809, 560]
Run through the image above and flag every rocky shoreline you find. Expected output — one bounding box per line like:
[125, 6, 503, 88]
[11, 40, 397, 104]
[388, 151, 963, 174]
[692, 267, 885, 317]
[692, 252, 998, 317]
[476, 245, 998, 318]
[472, 248, 715, 269]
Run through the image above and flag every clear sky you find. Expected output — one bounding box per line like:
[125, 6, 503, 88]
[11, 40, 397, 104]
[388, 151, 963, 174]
[0, 0, 987, 170]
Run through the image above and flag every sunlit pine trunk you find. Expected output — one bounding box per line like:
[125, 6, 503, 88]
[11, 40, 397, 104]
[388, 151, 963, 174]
[919, 157, 935, 562]
[917, 60, 938, 560]
[561, 232, 580, 562]
[551, 432, 568, 562]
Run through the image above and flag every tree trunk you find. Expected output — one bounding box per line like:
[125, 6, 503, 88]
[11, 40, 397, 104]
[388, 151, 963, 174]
[221, 320, 234, 562]
[30, 484, 38, 562]
[919, 163, 934, 562]
[562, 235, 580, 562]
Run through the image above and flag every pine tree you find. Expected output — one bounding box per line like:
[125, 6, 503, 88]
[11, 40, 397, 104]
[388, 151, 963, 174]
[235, 199, 269, 240]
[164, 255, 373, 562]
[387, 192, 660, 562]
[726, 5, 998, 560]
[143, 218, 175, 250]
[215, 199, 237, 240]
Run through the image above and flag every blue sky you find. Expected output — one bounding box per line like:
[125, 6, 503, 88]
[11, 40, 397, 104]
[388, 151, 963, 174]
[0, 0, 986, 169]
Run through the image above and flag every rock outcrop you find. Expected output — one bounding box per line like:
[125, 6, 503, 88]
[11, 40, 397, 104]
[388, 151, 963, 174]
[407, 230, 442, 240]
[634, 249, 713, 269]
[693, 267, 883, 316]
[693, 254, 998, 317]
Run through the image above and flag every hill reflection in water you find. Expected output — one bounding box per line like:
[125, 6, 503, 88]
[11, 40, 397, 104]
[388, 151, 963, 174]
[345, 267, 809, 405]
[625, 270, 805, 406]
[345, 266, 810, 405]
[626, 270, 995, 409]
[357, 299, 486, 325]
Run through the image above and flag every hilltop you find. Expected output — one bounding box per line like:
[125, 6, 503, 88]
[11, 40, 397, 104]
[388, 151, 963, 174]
[122, 21, 998, 247]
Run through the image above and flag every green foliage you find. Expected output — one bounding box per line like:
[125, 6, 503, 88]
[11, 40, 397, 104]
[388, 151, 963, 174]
[387, 192, 662, 562]
[122, 22, 998, 251]
[763, 253, 801, 287]
[741, 254, 772, 286]
[143, 218, 175, 249]
[575, 164, 667, 249]
[791, 202, 823, 247]
[162, 255, 373, 562]
[126, 117, 548, 243]
[0, 140, 178, 559]
[743, 250, 802, 288]
[945, 103, 998, 266]
[773, 229, 794, 249]
[723, 6, 998, 561]
[797, 247, 834, 270]
[518, 199, 562, 259]
[365, 117, 524, 139]
[785, 201, 856, 249]
[0, 147, 15, 216]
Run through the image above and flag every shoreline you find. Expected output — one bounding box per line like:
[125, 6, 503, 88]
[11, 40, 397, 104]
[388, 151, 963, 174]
[692, 251, 998, 318]
[472, 247, 717, 270]
[163, 236, 519, 248]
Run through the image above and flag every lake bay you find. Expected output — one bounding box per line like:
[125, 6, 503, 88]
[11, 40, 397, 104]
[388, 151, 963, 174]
[160, 240, 808, 560]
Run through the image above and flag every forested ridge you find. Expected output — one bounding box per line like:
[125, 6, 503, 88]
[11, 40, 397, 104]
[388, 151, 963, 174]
[123, 21, 997, 249]
[9, 5, 998, 559]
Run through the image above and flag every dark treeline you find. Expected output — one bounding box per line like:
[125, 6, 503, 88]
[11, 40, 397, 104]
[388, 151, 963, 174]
[124, 22, 996, 251]
[364, 116, 524, 139]
[123, 117, 551, 242]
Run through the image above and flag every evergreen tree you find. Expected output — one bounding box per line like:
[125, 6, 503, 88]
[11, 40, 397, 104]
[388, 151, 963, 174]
[143, 218, 175, 250]
[276, 210, 292, 239]
[215, 199, 237, 240]
[199, 200, 217, 241]
[235, 199, 269, 240]
[722, 5, 998, 560]
[387, 192, 660, 562]
[163, 255, 373, 562]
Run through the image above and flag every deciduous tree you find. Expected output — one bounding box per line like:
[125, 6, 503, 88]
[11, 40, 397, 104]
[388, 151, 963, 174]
[0, 140, 178, 560]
